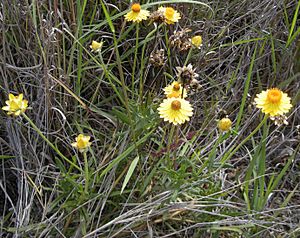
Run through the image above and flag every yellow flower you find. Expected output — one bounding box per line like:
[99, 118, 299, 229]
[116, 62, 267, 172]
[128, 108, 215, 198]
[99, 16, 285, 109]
[191, 35, 202, 48]
[90, 40, 103, 52]
[163, 81, 187, 98]
[158, 97, 193, 125]
[2, 93, 28, 116]
[158, 6, 181, 24]
[254, 88, 292, 117]
[124, 3, 150, 23]
[71, 134, 92, 153]
[218, 118, 232, 132]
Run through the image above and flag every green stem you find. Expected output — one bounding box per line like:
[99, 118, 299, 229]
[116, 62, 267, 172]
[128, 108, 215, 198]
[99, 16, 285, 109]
[112, 31, 137, 144]
[90, 51, 105, 104]
[221, 114, 269, 164]
[132, 23, 139, 97]
[208, 132, 225, 171]
[97, 50, 126, 107]
[257, 117, 268, 210]
[167, 124, 175, 168]
[83, 151, 89, 194]
[184, 47, 193, 66]
[112, 32, 131, 122]
[22, 113, 82, 172]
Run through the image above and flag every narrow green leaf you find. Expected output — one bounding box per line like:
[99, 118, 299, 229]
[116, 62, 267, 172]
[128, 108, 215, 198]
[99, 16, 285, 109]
[286, 0, 300, 47]
[0, 155, 14, 160]
[243, 148, 255, 211]
[121, 156, 139, 194]
[235, 44, 257, 130]
[287, 27, 300, 47]
[279, 184, 298, 210]
[100, 0, 115, 33]
[269, 144, 299, 193]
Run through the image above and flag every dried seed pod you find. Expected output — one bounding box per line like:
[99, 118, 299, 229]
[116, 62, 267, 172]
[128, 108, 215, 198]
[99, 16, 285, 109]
[169, 28, 192, 51]
[176, 64, 199, 85]
[149, 49, 166, 67]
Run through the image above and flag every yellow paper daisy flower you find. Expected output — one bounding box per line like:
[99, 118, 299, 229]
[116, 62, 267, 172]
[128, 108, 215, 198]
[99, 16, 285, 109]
[191, 35, 202, 48]
[158, 97, 193, 125]
[218, 118, 232, 132]
[254, 88, 292, 117]
[71, 134, 92, 153]
[124, 3, 150, 23]
[158, 6, 181, 24]
[90, 40, 103, 52]
[163, 81, 187, 98]
[2, 93, 28, 116]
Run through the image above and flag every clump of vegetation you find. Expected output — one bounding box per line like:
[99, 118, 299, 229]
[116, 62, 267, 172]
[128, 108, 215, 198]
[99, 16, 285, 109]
[1, 0, 299, 237]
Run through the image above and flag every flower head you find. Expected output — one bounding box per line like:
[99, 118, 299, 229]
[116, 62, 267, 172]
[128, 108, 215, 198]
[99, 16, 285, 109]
[254, 88, 292, 117]
[2, 93, 28, 116]
[270, 115, 289, 126]
[169, 28, 192, 51]
[158, 97, 193, 125]
[190, 79, 202, 91]
[158, 7, 181, 24]
[218, 118, 232, 132]
[176, 64, 199, 84]
[149, 10, 166, 24]
[191, 35, 202, 48]
[163, 81, 187, 98]
[149, 49, 166, 67]
[90, 40, 103, 52]
[124, 3, 150, 23]
[71, 134, 92, 153]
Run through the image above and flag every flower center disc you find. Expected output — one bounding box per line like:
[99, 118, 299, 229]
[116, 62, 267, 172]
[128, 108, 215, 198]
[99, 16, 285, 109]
[168, 92, 180, 98]
[267, 88, 282, 104]
[165, 7, 175, 18]
[171, 100, 181, 110]
[131, 3, 141, 13]
[173, 83, 180, 91]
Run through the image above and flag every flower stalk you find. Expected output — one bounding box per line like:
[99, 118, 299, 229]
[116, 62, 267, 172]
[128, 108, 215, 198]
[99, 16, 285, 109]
[83, 151, 89, 194]
[132, 23, 140, 97]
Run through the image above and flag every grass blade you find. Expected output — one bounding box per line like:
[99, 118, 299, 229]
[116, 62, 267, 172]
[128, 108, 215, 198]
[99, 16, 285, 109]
[121, 155, 139, 194]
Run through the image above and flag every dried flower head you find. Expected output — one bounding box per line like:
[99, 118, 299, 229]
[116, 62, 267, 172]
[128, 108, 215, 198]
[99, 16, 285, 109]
[149, 49, 166, 67]
[163, 81, 187, 98]
[90, 40, 103, 52]
[2, 93, 28, 116]
[218, 118, 232, 132]
[158, 6, 181, 24]
[270, 115, 289, 126]
[189, 79, 202, 91]
[71, 134, 92, 153]
[254, 88, 292, 117]
[149, 10, 166, 24]
[158, 97, 193, 125]
[124, 3, 150, 23]
[169, 28, 192, 51]
[176, 64, 199, 84]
